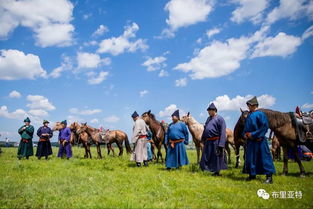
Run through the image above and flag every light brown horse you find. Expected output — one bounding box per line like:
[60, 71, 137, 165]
[181, 112, 236, 164]
[237, 108, 308, 177]
[141, 110, 167, 163]
[69, 122, 92, 158]
[102, 129, 132, 156]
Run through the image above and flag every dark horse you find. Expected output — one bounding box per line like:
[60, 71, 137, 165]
[141, 110, 167, 163]
[236, 108, 310, 177]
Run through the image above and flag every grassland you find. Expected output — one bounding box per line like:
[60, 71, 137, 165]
[0, 147, 312, 208]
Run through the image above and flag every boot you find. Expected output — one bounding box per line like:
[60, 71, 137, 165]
[264, 174, 273, 184]
[136, 162, 141, 167]
[143, 161, 148, 167]
[26, 156, 29, 160]
[45, 156, 48, 160]
[246, 175, 256, 181]
[212, 172, 220, 176]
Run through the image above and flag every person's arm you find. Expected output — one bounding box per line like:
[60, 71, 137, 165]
[250, 113, 269, 140]
[218, 117, 227, 148]
[48, 128, 53, 139]
[25, 126, 34, 136]
[182, 123, 189, 145]
[131, 121, 141, 143]
[18, 126, 25, 134]
[65, 128, 71, 141]
[201, 119, 208, 142]
[37, 127, 42, 138]
[164, 124, 171, 145]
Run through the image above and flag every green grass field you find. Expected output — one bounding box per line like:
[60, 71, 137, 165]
[0, 147, 313, 209]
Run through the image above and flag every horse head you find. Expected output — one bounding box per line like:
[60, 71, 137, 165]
[52, 122, 63, 131]
[77, 122, 87, 134]
[240, 108, 249, 123]
[141, 110, 152, 124]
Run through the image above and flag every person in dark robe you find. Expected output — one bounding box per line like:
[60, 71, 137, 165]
[243, 96, 276, 184]
[165, 110, 189, 169]
[36, 120, 53, 160]
[17, 117, 34, 160]
[200, 103, 227, 176]
[57, 120, 72, 159]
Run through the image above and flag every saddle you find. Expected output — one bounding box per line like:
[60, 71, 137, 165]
[294, 112, 313, 142]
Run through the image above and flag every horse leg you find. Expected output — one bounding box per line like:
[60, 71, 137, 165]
[282, 145, 289, 175]
[235, 144, 240, 168]
[291, 144, 306, 177]
[118, 142, 123, 156]
[196, 144, 200, 164]
[97, 143, 102, 159]
[225, 142, 231, 164]
[83, 143, 88, 158]
[87, 143, 92, 158]
[107, 144, 110, 155]
[152, 143, 157, 161]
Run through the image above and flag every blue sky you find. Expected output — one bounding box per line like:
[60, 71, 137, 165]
[0, 0, 312, 142]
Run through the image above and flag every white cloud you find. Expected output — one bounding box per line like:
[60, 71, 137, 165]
[92, 25, 109, 37]
[0, 105, 27, 120]
[206, 28, 221, 38]
[28, 109, 48, 117]
[302, 25, 313, 40]
[266, 0, 313, 24]
[159, 70, 169, 77]
[49, 55, 72, 78]
[26, 95, 55, 111]
[175, 78, 187, 87]
[140, 90, 149, 97]
[90, 118, 99, 124]
[302, 103, 313, 109]
[87, 71, 109, 85]
[159, 104, 186, 118]
[67, 115, 84, 124]
[174, 36, 252, 79]
[9, 90, 21, 98]
[0, 49, 47, 80]
[84, 40, 98, 47]
[231, 0, 269, 24]
[251, 32, 302, 58]
[103, 115, 120, 123]
[83, 13, 92, 20]
[0, 0, 75, 47]
[97, 22, 148, 56]
[142, 56, 167, 72]
[163, 0, 214, 37]
[210, 94, 276, 111]
[77, 52, 111, 69]
[69, 108, 102, 115]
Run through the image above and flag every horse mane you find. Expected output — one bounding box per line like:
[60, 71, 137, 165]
[259, 108, 291, 129]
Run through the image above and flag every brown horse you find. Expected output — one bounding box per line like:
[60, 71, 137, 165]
[233, 109, 248, 168]
[237, 108, 308, 177]
[181, 112, 236, 164]
[69, 122, 92, 158]
[102, 129, 132, 156]
[141, 110, 167, 163]
[77, 123, 105, 158]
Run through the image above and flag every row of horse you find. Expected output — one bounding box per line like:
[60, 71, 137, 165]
[53, 108, 312, 177]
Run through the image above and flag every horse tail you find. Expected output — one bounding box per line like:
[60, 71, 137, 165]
[124, 134, 132, 154]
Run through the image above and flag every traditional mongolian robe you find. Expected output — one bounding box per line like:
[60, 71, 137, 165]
[17, 125, 34, 158]
[131, 118, 148, 163]
[200, 115, 227, 172]
[36, 126, 53, 158]
[58, 127, 72, 158]
[165, 121, 189, 168]
[243, 110, 276, 175]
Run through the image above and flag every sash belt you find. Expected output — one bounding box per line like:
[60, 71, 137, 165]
[206, 136, 220, 141]
[169, 139, 184, 148]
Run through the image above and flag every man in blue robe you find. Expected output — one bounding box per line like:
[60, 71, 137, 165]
[57, 120, 72, 159]
[200, 103, 227, 175]
[36, 120, 53, 160]
[165, 110, 189, 169]
[243, 96, 276, 184]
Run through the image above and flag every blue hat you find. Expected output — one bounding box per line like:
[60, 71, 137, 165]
[131, 111, 139, 118]
[207, 103, 217, 111]
[171, 110, 180, 118]
[24, 117, 31, 123]
[61, 120, 67, 125]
